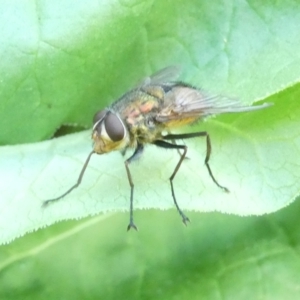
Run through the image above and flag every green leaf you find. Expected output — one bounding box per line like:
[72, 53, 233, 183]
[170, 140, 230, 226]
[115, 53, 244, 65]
[1, 0, 300, 144]
[2, 82, 300, 244]
[1, 2, 300, 298]
[1, 199, 300, 299]
[0, 0, 300, 245]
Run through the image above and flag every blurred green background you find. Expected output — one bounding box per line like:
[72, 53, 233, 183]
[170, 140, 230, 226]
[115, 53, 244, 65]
[1, 0, 300, 298]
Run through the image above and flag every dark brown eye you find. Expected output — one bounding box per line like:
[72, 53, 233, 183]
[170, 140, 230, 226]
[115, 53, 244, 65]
[93, 110, 108, 125]
[104, 112, 125, 141]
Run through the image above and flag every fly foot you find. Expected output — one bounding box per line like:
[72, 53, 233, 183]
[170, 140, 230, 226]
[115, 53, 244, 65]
[127, 222, 138, 231]
[181, 213, 190, 226]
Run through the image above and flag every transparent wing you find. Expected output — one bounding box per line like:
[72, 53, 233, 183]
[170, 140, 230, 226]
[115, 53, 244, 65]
[156, 85, 272, 122]
[137, 66, 181, 87]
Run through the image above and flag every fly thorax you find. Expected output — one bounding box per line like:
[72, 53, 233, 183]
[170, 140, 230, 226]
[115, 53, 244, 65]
[144, 115, 156, 129]
[128, 116, 161, 144]
[92, 110, 129, 153]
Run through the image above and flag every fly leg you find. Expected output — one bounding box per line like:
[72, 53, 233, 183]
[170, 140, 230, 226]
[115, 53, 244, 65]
[167, 130, 187, 159]
[42, 151, 95, 207]
[163, 132, 229, 192]
[170, 139, 187, 159]
[153, 140, 190, 225]
[167, 130, 184, 159]
[125, 143, 144, 231]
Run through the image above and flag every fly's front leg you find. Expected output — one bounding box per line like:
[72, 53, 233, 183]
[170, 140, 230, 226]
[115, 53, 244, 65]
[153, 140, 190, 225]
[43, 151, 95, 207]
[125, 143, 144, 231]
[163, 132, 229, 192]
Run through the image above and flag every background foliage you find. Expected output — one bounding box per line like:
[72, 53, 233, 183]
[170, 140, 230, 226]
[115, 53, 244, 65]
[0, 0, 300, 298]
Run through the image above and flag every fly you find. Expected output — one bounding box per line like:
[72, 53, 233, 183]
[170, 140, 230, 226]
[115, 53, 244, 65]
[43, 66, 272, 230]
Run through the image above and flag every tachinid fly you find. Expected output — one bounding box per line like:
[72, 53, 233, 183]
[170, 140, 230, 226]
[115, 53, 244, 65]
[43, 67, 272, 230]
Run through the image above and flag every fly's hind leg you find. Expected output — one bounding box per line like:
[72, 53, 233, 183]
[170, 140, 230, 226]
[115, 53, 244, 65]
[154, 130, 228, 225]
[171, 139, 189, 160]
[163, 132, 229, 192]
[153, 140, 190, 225]
[167, 130, 187, 160]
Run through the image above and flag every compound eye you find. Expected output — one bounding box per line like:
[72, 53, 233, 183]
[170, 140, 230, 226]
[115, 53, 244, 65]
[104, 112, 125, 142]
[93, 110, 107, 125]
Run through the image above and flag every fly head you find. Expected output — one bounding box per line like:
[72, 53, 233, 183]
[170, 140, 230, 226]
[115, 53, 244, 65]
[92, 109, 128, 153]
